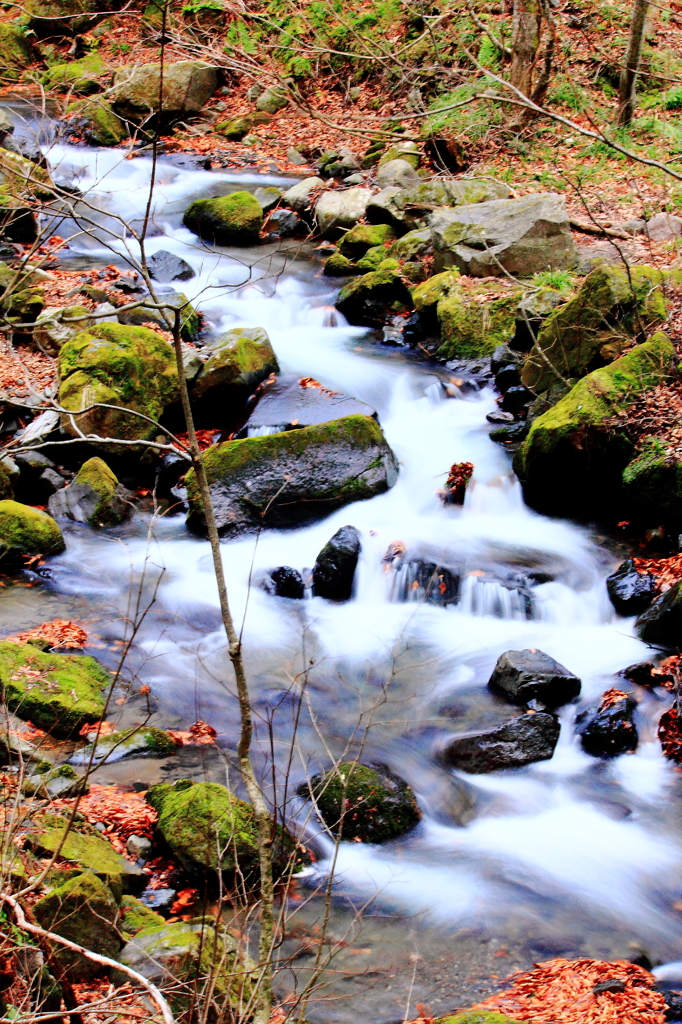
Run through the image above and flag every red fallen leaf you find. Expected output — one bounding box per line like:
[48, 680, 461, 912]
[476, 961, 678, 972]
[5, 619, 87, 650]
[659, 706, 682, 764]
[167, 720, 217, 746]
[170, 888, 198, 914]
[78, 720, 117, 739]
[441, 462, 474, 505]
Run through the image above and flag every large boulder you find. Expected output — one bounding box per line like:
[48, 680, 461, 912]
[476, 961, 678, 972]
[42, 53, 107, 94]
[336, 258, 411, 327]
[521, 266, 668, 395]
[58, 322, 178, 443]
[622, 438, 682, 528]
[48, 456, 131, 527]
[435, 278, 524, 360]
[300, 762, 421, 843]
[367, 178, 511, 234]
[429, 193, 578, 277]
[488, 649, 581, 708]
[240, 375, 376, 435]
[315, 187, 373, 236]
[186, 415, 398, 536]
[112, 61, 218, 122]
[0, 500, 64, 564]
[0, 149, 55, 242]
[26, 0, 101, 34]
[0, 640, 110, 736]
[606, 559, 658, 616]
[191, 326, 278, 423]
[312, 525, 361, 600]
[440, 713, 560, 773]
[636, 580, 682, 646]
[337, 222, 396, 259]
[183, 191, 263, 245]
[514, 333, 674, 518]
[34, 872, 120, 981]
[281, 176, 324, 214]
[576, 690, 638, 757]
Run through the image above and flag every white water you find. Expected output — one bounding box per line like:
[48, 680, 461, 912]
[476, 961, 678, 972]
[21, 142, 682, 957]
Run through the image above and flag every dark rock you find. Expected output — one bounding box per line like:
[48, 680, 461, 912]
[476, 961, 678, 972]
[576, 692, 638, 757]
[268, 566, 305, 599]
[264, 208, 302, 236]
[636, 580, 682, 646]
[488, 649, 581, 708]
[491, 343, 525, 375]
[622, 661, 656, 686]
[440, 712, 560, 773]
[495, 364, 521, 393]
[391, 559, 460, 606]
[593, 979, 626, 994]
[312, 525, 361, 601]
[490, 421, 529, 444]
[240, 374, 376, 436]
[501, 384, 532, 414]
[299, 762, 421, 843]
[606, 559, 658, 616]
[663, 990, 682, 1020]
[147, 250, 194, 283]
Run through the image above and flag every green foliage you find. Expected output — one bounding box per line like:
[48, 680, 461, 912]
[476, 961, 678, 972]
[182, 0, 223, 12]
[548, 78, 587, 111]
[664, 85, 682, 110]
[478, 34, 502, 70]
[532, 270, 577, 295]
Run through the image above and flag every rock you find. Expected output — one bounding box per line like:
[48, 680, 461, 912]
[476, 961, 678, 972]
[300, 762, 421, 842]
[491, 343, 525, 375]
[646, 212, 682, 241]
[622, 438, 682, 528]
[48, 457, 131, 527]
[28, 815, 145, 897]
[112, 61, 218, 122]
[27, 0, 101, 34]
[440, 713, 560, 773]
[430, 193, 579, 277]
[636, 580, 682, 646]
[34, 872, 120, 981]
[42, 53, 106, 94]
[0, 500, 64, 565]
[254, 185, 281, 212]
[0, 23, 32, 78]
[255, 85, 288, 113]
[192, 326, 279, 424]
[438, 1014, 525, 1024]
[70, 725, 177, 766]
[147, 249, 194, 283]
[287, 147, 307, 165]
[65, 96, 126, 146]
[576, 691, 638, 757]
[34, 304, 90, 355]
[323, 252, 356, 276]
[318, 147, 360, 177]
[391, 227, 431, 260]
[312, 525, 361, 601]
[22, 762, 86, 799]
[521, 266, 668, 395]
[367, 178, 511, 234]
[378, 140, 421, 169]
[495, 364, 521, 392]
[501, 385, 532, 414]
[264, 208, 301, 236]
[12, 451, 65, 505]
[186, 415, 398, 535]
[514, 333, 674, 518]
[376, 158, 420, 188]
[267, 566, 305, 599]
[183, 191, 263, 245]
[435, 278, 524, 360]
[337, 222, 395, 258]
[488, 649, 581, 707]
[0, 641, 110, 736]
[281, 176, 324, 213]
[356, 245, 394, 272]
[58, 322, 178, 444]
[606, 559, 658, 616]
[14, 409, 60, 446]
[119, 893, 162, 935]
[116, 292, 200, 343]
[622, 218, 647, 235]
[214, 111, 271, 140]
[315, 187, 373, 236]
[336, 258, 412, 327]
[241, 374, 376, 435]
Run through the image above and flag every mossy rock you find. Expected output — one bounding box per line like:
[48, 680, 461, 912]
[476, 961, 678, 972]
[436, 1013, 525, 1024]
[35, 304, 91, 355]
[355, 244, 392, 272]
[185, 414, 399, 535]
[58, 322, 178, 443]
[338, 222, 396, 259]
[522, 265, 668, 394]
[391, 228, 431, 261]
[112, 61, 218, 123]
[27, 0, 101, 35]
[0, 461, 13, 500]
[49, 456, 130, 527]
[0, 149, 54, 202]
[119, 895, 165, 938]
[437, 279, 524, 360]
[66, 97, 126, 146]
[302, 762, 421, 843]
[0, 500, 64, 564]
[0, 639, 110, 736]
[42, 54, 106, 94]
[116, 292, 200, 343]
[192, 326, 279, 423]
[215, 111, 271, 140]
[336, 258, 411, 327]
[183, 191, 263, 245]
[378, 141, 420, 169]
[324, 251, 358, 276]
[33, 872, 120, 981]
[514, 332, 674, 518]
[22, 762, 87, 799]
[0, 23, 33, 81]
[412, 271, 461, 311]
[71, 724, 177, 766]
[622, 437, 682, 526]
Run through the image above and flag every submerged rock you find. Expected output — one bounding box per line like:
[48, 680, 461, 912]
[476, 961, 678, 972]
[48, 457, 131, 527]
[183, 191, 263, 245]
[488, 649, 581, 708]
[576, 690, 638, 757]
[300, 762, 421, 843]
[312, 525, 361, 601]
[606, 559, 658, 616]
[34, 872, 120, 981]
[186, 415, 398, 536]
[440, 713, 560, 773]
[0, 500, 64, 564]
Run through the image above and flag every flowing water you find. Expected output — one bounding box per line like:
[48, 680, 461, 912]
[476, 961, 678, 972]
[3, 122, 682, 1017]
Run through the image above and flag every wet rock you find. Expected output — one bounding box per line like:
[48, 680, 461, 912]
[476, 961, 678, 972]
[186, 415, 398, 536]
[183, 191, 263, 245]
[338, 222, 395, 259]
[28, 815, 145, 897]
[138, 887, 176, 912]
[34, 872, 120, 981]
[49, 457, 131, 527]
[501, 384, 532, 414]
[266, 566, 305, 599]
[486, 410, 515, 425]
[495, 363, 521, 392]
[323, 251, 356, 276]
[312, 525, 361, 601]
[13, 451, 66, 505]
[488, 649, 581, 708]
[264, 207, 301, 236]
[65, 97, 126, 146]
[241, 374, 376, 435]
[336, 258, 411, 328]
[390, 559, 460, 606]
[70, 725, 177, 766]
[489, 421, 530, 444]
[112, 61, 218, 123]
[606, 559, 658, 616]
[119, 894, 163, 936]
[192, 326, 279, 424]
[622, 660, 657, 686]
[300, 762, 421, 843]
[0, 499, 64, 564]
[147, 249, 194, 283]
[440, 712, 560, 773]
[636, 580, 682, 646]
[576, 690, 638, 757]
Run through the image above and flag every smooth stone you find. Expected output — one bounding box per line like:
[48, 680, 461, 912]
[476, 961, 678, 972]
[606, 559, 658, 616]
[488, 649, 581, 708]
[439, 712, 560, 773]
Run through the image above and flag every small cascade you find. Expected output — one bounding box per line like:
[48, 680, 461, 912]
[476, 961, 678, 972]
[458, 572, 534, 620]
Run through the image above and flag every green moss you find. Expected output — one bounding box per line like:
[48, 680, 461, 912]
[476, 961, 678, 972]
[436, 1013, 525, 1024]
[0, 23, 33, 82]
[215, 112, 271, 139]
[412, 271, 460, 311]
[338, 222, 396, 258]
[355, 244, 392, 271]
[66, 97, 125, 146]
[77, 724, 177, 765]
[34, 872, 120, 980]
[119, 895, 165, 938]
[0, 639, 110, 736]
[306, 762, 421, 843]
[193, 326, 278, 403]
[622, 437, 682, 525]
[0, 461, 13, 501]
[436, 281, 523, 360]
[42, 54, 106, 94]
[378, 142, 420, 168]
[0, 150, 54, 202]
[0, 500, 63, 563]
[336, 259, 411, 322]
[183, 191, 263, 245]
[391, 228, 430, 261]
[324, 251, 357, 276]
[72, 457, 121, 524]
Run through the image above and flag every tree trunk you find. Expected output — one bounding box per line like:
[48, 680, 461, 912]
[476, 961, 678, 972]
[618, 0, 649, 125]
[510, 0, 541, 98]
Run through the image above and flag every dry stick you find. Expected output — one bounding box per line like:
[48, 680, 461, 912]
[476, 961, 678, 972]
[0, 893, 174, 1024]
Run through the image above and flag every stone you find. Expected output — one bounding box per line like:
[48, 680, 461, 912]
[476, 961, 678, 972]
[622, 218, 647, 235]
[126, 836, 153, 861]
[318, 147, 360, 178]
[22, 763, 87, 800]
[0, 641, 110, 736]
[183, 191, 263, 245]
[430, 193, 578, 277]
[636, 580, 682, 646]
[312, 525, 361, 601]
[0, 500, 64, 565]
[192, 326, 279, 424]
[34, 872, 120, 981]
[606, 559, 658, 616]
[255, 85, 288, 114]
[646, 212, 682, 241]
[0, 23, 32, 79]
[488, 649, 581, 707]
[34, 304, 90, 355]
[435, 278, 524, 360]
[514, 333, 674, 518]
[119, 893, 162, 935]
[112, 61, 218, 122]
[521, 266, 668, 395]
[376, 158, 420, 188]
[315, 187, 373, 236]
[378, 140, 421, 169]
[186, 415, 398, 536]
[27, 0, 101, 34]
[436, 1014, 525, 1024]
[48, 457, 131, 527]
[266, 566, 304, 599]
[491, 343, 525, 375]
[299, 762, 421, 843]
[70, 725, 177, 766]
[324, 252, 357, 276]
[117, 292, 200, 342]
[501, 385, 532, 414]
[576, 691, 638, 757]
[58, 322, 178, 444]
[65, 95, 126, 146]
[29, 815, 145, 897]
[440, 713, 560, 773]
[241, 374, 376, 435]
[391, 227, 431, 260]
[147, 249, 194, 283]
[336, 258, 412, 327]
[264, 208, 301, 236]
[495, 364, 521, 392]
[337, 222, 395, 258]
[214, 111, 271, 140]
[41, 54, 106, 94]
[367, 179, 511, 234]
[622, 438, 682, 528]
[254, 185, 281, 212]
[287, 147, 307, 165]
[282, 176, 324, 214]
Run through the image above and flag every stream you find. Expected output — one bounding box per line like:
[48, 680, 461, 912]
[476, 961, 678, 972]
[3, 112, 682, 1020]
